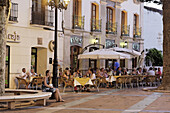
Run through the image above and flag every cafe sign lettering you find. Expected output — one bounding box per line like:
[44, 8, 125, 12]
[7, 32, 20, 43]
[70, 35, 83, 47]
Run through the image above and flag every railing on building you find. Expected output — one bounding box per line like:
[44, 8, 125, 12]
[30, 8, 54, 26]
[106, 22, 117, 35]
[133, 27, 141, 38]
[91, 18, 102, 32]
[72, 15, 85, 29]
[9, 3, 18, 22]
[121, 25, 130, 36]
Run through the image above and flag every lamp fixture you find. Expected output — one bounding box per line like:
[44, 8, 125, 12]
[48, 0, 70, 10]
[120, 41, 128, 48]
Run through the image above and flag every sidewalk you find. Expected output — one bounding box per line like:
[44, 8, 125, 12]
[1, 88, 170, 113]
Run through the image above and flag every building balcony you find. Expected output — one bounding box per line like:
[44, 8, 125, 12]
[133, 27, 141, 38]
[91, 18, 102, 32]
[72, 15, 85, 30]
[30, 8, 54, 27]
[9, 3, 18, 22]
[106, 22, 117, 35]
[121, 25, 130, 36]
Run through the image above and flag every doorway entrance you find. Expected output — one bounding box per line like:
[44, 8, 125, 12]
[5, 46, 10, 88]
[89, 47, 99, 70]
[31, 47, 37, 72]
[70, 46, 82, 71]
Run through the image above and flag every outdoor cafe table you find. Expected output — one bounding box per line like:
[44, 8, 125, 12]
[74, 77, 93, 87]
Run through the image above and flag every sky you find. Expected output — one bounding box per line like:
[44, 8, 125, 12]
[144, 1, 163, 10]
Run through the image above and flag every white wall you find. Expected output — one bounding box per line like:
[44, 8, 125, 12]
[143, 7, 163, 51]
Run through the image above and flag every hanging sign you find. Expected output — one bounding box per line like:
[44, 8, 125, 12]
[70, 35, 83, 47]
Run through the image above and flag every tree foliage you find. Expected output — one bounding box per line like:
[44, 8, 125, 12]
[145, 48, 163, 66]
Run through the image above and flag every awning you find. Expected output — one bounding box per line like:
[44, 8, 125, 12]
[111, 47, 141, 56]
[78, 49, 132, 59]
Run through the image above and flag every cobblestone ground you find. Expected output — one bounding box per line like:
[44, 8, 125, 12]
[1, 88, 170, 113]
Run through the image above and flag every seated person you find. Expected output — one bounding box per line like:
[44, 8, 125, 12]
[90, 69, 96, 80]
[30, 69, 38, 77]
[42, 70, 64, 102]
[20, 68, 29, 79]
[137, 67, 142, 75]
[131, 68, 137, 75]
[85, 68, 93, 78]
[104, 69, 108, 78]
[147, 67, 155, 75]
[116, 67, 122, 76]
[62, 67, 71, 79]
[96, 69, 103, 78]
[121, 68, 127, 75]
[73, 69, 82, 78]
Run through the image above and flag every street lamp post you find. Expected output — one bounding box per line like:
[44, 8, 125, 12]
[48, 0, 70, 88]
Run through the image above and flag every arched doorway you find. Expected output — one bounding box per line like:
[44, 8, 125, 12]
[70, 46, 82, 71]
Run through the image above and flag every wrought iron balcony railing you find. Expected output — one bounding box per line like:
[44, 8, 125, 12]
[121, 25, 130, 36]
[30, 8, 54, 26]
[106, 22, 117, 35]
[9, 3, 18, 22]
[72, 15, 85, 29]
[91, 18, 102, 32]
[133, 27, 141, 38]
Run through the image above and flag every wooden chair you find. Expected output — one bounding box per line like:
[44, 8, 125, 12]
[98, 77, 109, 88]
[138, 75, 145, 87]
[148, 75, 156, 87]
[125, 76, 133, 88]
[16, 77, 29, 89]
[62, 78, 74, 92]
[91, 79, 99, 92]
[116, 76, 126, 89]
[31, 77, 43, 90]
[131, 76, 139, 88]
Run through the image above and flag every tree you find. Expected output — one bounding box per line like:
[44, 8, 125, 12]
[140, 0, 170, 90]
[158, 0, 170, 90]
[145, 48, 163, 66]
[0, 0, 10, 96]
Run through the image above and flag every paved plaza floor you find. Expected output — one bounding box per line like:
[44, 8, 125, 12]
[1, 88, 170, 113]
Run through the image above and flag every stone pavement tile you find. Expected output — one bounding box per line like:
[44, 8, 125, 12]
[46, 94, 90, 107]
[71, 95, 146, 110]
[162, 93, 170, 96]
[111, 88, 153, 96]
[144, 96, 170, 111]
[55, 109, 121, 113]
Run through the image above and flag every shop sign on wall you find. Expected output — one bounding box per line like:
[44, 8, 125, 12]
[133, 42, 140, 52]
[105, 39, 115, 49]
[70, 35, 83, 47]
[7, 31, 20, 43]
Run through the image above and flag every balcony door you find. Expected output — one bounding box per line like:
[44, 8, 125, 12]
[107, 7, 113, 24]
[32, 0, 46, 25]
[73, 0, 82, 28]
[121, 11, 126, 26]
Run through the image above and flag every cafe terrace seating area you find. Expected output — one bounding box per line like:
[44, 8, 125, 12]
[15, 74, 161, 92]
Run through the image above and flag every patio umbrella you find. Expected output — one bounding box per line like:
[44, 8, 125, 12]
[112, 47, 141, 56]
[78, 49, 131, 59]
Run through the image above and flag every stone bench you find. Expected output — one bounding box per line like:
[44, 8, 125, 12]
[0, 89, 52, 109]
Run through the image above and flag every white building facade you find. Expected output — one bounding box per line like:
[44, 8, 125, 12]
[5, 0, 144, 89]
[143, 6, 163, 52]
